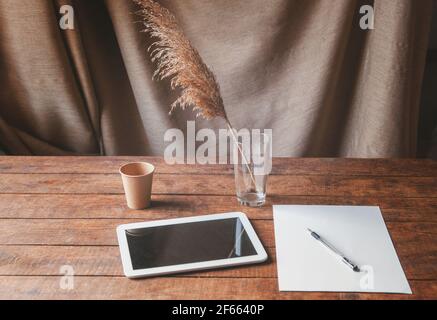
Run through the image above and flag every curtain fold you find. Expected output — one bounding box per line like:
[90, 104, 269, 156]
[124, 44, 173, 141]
[0, 0, 433, 157]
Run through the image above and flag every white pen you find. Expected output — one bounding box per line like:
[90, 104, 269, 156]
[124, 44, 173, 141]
[307, 228, 361, 272]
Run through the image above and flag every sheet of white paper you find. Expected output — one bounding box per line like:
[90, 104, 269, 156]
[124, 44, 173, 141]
[273, 205, 412, 294]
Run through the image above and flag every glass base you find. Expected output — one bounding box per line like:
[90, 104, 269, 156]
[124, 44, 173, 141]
[237, 193, 266, 207]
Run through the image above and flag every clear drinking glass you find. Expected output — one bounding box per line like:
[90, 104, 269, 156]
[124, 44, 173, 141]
[233, 132, 272, 207]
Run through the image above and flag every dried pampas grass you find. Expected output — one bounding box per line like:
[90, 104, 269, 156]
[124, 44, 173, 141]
[134, 0, 259, 190]
[133, 0, 227, 121]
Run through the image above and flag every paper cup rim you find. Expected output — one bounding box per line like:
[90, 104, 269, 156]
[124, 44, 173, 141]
[119, 162, 155, 178]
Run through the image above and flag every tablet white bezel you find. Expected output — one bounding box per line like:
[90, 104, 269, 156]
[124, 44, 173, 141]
[116, 212, 268, 278]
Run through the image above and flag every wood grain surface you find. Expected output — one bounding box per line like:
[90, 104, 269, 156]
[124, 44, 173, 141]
[0, 157, 436, 300]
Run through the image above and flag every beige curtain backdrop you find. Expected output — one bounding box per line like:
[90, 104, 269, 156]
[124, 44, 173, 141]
[0, 0, 433, 157]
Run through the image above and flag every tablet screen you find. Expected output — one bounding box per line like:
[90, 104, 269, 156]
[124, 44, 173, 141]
[125, 217, 258, 270]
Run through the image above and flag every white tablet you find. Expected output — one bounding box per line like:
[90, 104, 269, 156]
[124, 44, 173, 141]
[116, 212, 268, 278]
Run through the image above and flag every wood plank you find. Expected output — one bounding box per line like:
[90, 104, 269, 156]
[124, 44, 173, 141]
[0, 245, 276, 278]
[0, 157, 436, 300]
[0, 243, 434, 281]
[0, 276, 434, 300]
[0, 220, 435, 280]
[1, 219, 436, 247]
[1, 157, 436, 176]
[1, 173, 436, 197]
[0, 194, 436, 222]
[0, 219, 273, 246]
[339, 282, 437, 300]
[0, 276, 339, 300]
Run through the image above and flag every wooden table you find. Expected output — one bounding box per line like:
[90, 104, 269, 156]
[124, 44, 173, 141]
[0, 157, 436, 300]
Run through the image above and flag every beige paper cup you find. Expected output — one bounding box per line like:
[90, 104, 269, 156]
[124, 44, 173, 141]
[119, 162, 155, 210]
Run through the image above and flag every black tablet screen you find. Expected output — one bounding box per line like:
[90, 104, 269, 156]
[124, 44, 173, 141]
[125, 218, 258, 270]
